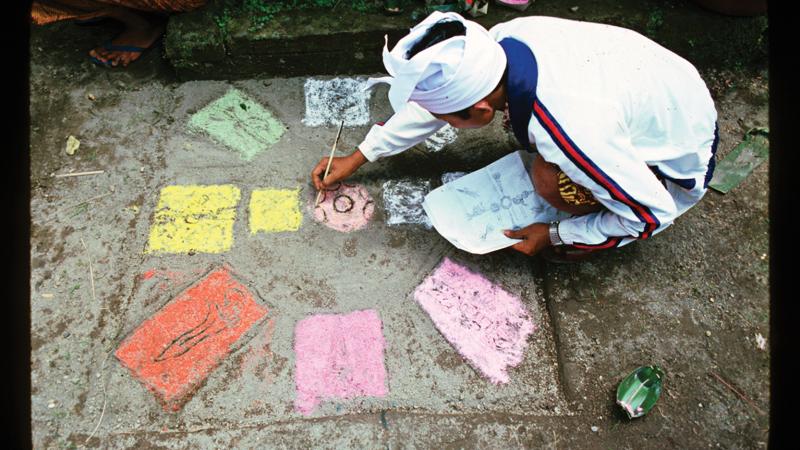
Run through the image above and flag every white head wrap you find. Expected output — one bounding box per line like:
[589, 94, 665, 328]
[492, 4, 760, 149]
[365, 11, 506, 114]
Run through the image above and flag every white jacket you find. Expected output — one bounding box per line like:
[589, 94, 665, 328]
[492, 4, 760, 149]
[358, 16, 718, 248]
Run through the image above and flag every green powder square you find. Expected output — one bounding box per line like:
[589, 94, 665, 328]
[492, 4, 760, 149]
[187, 88, 285, 161]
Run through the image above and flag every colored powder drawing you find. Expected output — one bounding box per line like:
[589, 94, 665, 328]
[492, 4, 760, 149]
[147, 185, 241, 254]
[294, 309, 388, 415]
[115, 267, 268, 411]
[187, 88, 285, 161]
[441, 172, 467, 184]
[250, 188, 303, 233]
[382, 180, 432, 228]
[302, 78, 371, 127]
[310, 183, 374, 232]
[240, 318, 278, 391]
[412, 257, 535, 384]
[425, 124, 458, 152]
[140, 268, 206, 291]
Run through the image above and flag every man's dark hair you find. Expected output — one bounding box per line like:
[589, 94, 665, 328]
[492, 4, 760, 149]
[405, 20, 472, 120]
[406, 19, 467, 59]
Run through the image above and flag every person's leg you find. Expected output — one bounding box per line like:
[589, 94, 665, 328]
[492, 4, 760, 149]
[529, 153, 606, 262]
[88, 6, 166, 67]
[530, 153, 603, 216]
[32, 0, 112, 25]
[33, 1, 206, 67]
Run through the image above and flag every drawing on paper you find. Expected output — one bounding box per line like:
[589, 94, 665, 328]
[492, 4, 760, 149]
[423, 152, 570, 254]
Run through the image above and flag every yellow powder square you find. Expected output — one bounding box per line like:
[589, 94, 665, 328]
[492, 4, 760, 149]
[249, 189, 303, 233]
[147, 185, 241, 254]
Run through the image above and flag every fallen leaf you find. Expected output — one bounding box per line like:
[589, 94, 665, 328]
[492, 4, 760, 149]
[65, 136, 80, 155]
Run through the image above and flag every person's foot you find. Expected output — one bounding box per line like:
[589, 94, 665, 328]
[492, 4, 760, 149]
[383, 0, 403, 15]
[88, 9, 166, 67]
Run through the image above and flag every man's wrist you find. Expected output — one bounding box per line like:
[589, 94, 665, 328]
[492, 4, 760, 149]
[548, 221, 564, 246]
[349, 148, 368, 166]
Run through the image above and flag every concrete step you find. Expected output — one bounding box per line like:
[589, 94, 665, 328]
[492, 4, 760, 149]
[164, 0, 767, 80]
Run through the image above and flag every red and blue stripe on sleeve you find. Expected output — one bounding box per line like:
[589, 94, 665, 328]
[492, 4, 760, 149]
[532, 99, 661, 248]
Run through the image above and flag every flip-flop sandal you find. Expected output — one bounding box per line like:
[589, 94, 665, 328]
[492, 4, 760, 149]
[383, 0, 404, 15]
[89, 54, 114, 67]
[89, 39, 158, 67]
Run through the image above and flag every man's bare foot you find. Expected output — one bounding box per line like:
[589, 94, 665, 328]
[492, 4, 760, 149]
[88, 8, 166, 67]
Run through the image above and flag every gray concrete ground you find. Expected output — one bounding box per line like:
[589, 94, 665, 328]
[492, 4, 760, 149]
[30, 15, 769, 450]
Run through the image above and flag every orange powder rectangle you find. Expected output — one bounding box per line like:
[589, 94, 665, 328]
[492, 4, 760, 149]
[115, 267, 268, 410]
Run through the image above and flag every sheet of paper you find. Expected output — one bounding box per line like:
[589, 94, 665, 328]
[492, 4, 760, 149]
[422, 152, 569, 254]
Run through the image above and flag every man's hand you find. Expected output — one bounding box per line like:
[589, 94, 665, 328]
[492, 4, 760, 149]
[311, 149, 368, 191]
[503, 223, 551, 256]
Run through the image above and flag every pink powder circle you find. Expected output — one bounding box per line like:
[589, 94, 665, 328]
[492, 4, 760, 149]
[310, 183, 374, 232]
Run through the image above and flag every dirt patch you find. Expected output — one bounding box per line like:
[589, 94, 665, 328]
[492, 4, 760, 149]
[343, 237, 358, 257]
[291, 275, 336, 308]
[434, 350, 464, 371]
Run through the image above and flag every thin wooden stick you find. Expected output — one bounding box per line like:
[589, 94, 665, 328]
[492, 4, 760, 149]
[315, 120, 345, 206]
[708, 371, 766, 416]
[85, 350, 113, 444]
[63, 192, 112, 211]
[80, 238, 96, 303]
[54, 170, 104, 178]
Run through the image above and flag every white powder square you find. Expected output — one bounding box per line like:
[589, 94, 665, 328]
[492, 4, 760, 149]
[425, 124, 458, 152]
[441, 172, 467, 184]
[382, 180, 432, 228]
[302, 77, 371, 127]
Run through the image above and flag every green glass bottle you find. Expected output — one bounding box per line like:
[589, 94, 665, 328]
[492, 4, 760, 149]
[616, 365, 664, 419]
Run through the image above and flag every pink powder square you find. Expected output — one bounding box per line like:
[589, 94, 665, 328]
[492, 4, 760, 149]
[293, 309, 388, 415]
[413, 257, 535, 384]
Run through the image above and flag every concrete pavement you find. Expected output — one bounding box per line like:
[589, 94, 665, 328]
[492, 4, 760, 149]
[29, 16, 769, 449]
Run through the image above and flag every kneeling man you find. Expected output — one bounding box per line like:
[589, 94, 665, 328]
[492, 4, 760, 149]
[311, 12, 718, 259]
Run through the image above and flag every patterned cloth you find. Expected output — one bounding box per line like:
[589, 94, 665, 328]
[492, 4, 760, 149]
[31, 0, 206, 25]
[557, 170, 599, 206]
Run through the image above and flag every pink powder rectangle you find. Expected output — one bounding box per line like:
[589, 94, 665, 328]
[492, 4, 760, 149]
[413, 257, 535, 384]
[293, 309, 388, 415]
